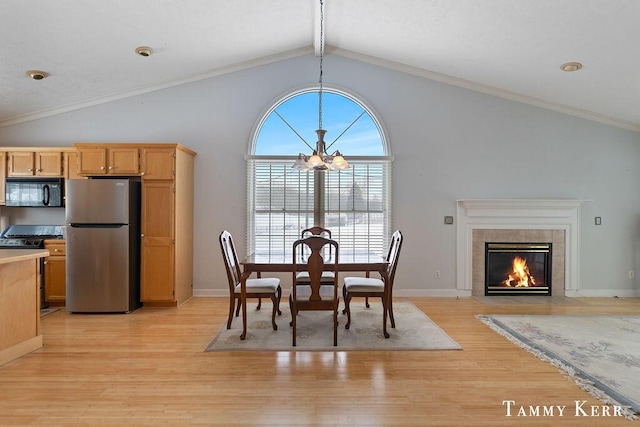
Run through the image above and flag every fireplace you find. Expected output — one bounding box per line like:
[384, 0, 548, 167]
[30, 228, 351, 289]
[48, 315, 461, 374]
[485, 242, 552, 295]
[457, 199, 586, 297]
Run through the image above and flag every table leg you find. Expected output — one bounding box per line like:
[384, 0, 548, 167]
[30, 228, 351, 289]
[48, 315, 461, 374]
[240, 271, 250, 340]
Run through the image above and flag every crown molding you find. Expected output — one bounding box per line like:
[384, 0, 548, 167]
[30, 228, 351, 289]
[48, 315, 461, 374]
[330, 47, 640, 134]
[0, 47, 313, 129]
[3, 45, 639, 133]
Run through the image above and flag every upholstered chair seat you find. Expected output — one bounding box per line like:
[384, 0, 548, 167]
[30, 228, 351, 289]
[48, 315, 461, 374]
[343, 277, 384, 293]
[235, 278, 280, 294]
[295, 271, 335, 283]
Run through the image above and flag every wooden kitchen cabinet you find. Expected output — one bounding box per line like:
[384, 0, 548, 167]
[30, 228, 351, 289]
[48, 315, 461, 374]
[43, 240, 66, 305]
[140, 181, 175, 302]
[0, 152, 6, 205]
[140, 144, 196, 306]
[141, 147, 175, 180]
[7, 151, 63, 177]
[35, 152, 63, 176]
[6, 151, 33, 176]
[76, 145, 140, 175]
[63, 151, 83, 180]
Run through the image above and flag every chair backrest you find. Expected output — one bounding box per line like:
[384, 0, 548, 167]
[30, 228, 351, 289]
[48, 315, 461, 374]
[301, 226, 332, 255]
[293, 235, 339, 302]
[301, 226, 332, 240]
[385, 230, 403, 288]
[219, 230, 241, 292]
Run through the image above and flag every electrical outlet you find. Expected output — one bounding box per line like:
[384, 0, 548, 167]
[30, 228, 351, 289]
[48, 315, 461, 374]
[444, 216, 454, 225]
[629, 271, 635, 279]
[434, 270, 441, 279]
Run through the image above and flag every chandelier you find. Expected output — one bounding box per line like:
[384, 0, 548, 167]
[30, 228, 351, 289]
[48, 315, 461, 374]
[292, 0, 350, 172]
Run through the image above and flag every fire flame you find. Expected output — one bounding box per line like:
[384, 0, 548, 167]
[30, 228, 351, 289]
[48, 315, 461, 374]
[503, 256, 536, 287]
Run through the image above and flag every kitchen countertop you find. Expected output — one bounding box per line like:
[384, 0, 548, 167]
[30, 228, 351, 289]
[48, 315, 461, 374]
[0, 249, 50, 264]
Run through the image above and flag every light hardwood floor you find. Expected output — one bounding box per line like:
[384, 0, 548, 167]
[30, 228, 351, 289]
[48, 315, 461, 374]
[0, 297, 638, 426]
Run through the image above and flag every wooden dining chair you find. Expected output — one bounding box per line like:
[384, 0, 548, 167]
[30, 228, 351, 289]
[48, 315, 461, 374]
[342, 230, 403, 335]
[290, 235, 340, 346]
[254, 227, 334, 310]
[295, 226, 336, 285]
[219, 230, 282, 331]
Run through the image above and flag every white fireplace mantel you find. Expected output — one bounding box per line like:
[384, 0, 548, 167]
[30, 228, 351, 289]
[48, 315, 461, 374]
[456, 199, 588, 295]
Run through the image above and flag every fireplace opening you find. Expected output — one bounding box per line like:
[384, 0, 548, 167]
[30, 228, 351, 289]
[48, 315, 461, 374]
[485, 242, 552, 295]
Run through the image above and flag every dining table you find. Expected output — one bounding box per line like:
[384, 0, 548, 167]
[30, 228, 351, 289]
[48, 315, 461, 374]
[239, 249, 390, 340]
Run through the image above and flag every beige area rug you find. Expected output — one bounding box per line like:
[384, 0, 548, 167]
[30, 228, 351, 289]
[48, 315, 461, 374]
[206, 302, 462, 352]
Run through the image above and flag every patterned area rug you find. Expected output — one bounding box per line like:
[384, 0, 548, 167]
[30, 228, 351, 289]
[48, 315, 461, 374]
[206, 302, 461, 352]
[478, 314, 640, 420]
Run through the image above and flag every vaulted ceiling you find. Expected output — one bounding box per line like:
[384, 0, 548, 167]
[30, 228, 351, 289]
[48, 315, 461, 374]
[2, 0, 639, 132]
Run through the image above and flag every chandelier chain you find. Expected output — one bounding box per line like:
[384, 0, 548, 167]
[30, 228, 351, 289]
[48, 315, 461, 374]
[318, 0, 324, 131]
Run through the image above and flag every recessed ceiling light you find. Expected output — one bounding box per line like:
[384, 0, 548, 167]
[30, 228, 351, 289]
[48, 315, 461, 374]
[26, 70, 48, 80]
[135, 46, 153, 57]
[560, 62, 582, 72]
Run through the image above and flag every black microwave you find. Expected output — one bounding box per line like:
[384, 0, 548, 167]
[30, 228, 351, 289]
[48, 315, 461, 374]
[4, 177, 64, 207]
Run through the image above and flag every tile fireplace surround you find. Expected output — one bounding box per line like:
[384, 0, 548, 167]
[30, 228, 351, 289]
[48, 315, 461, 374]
[456, 199, 586, 297]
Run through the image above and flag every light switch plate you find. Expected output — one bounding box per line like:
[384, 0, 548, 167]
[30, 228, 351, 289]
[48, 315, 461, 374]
[595, 217, 602, 225]
[444, 216, 454, 225]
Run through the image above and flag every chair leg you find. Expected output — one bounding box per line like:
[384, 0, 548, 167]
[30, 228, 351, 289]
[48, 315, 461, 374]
[292, 300, 297, 347]
[341, 286, 347, 314]
[256, 272, 263, 310]
[344, 293, 352, 329]
[270, 295, 278, 331]
[276, 287, 283, 315]
[333, 307, 338, 346]
[365, 296, 370, 308]
[388, 296, 396, 328]
[289, 296, 294, 327]
[382, 294, 390, 339]
[227, 295, 236, 329]
[234, 297, 241, 317]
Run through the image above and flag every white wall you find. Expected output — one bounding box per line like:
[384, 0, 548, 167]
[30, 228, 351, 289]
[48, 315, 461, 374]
[1, 54, 639, 297]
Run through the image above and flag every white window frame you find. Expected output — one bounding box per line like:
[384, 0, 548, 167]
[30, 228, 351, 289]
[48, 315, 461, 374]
[247, 86, 393, 256]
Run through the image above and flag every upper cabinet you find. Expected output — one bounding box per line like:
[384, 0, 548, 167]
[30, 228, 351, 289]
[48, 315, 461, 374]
[63, 151, 82, 180]
[75, 145, 140, 175]
[141, 147, 175, 180]
[7, 150, 63, 177]
[0, 147, 75, 206]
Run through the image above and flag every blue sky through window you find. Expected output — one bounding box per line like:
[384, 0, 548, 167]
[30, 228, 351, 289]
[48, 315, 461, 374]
[255, 91, 384, 156]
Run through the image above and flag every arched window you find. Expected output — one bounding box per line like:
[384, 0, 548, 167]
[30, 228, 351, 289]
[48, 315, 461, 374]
[247, 87, 392, 255]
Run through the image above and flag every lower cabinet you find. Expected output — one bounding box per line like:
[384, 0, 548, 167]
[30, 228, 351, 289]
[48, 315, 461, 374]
[44, 240, 66, 305]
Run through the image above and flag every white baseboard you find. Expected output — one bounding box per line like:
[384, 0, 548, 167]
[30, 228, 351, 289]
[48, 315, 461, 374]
[195, 288, 473, 298]
[195, 288, 639, 298]
[565, 289, 640, 298]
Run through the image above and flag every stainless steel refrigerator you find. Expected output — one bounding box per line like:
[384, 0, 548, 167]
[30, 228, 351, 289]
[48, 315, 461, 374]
[65, 178, 141, 313]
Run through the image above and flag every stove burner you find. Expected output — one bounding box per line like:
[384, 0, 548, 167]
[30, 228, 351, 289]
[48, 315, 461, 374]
[0, 224, 63, 249]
